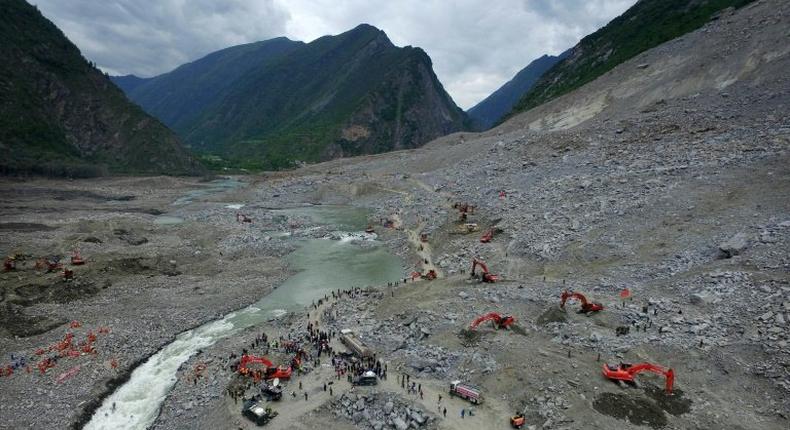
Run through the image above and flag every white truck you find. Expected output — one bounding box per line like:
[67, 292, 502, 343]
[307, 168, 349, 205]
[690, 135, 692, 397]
[449, 380, 483, 404]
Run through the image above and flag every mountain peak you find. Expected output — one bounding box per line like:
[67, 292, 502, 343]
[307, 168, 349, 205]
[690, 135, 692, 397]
[113, 24, 469, 170]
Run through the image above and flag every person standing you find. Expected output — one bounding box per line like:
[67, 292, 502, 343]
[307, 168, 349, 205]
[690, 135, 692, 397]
[461, 408, 465, 419]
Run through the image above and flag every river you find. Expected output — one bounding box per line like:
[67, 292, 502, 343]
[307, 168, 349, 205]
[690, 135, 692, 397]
[84, 205, 403, 429]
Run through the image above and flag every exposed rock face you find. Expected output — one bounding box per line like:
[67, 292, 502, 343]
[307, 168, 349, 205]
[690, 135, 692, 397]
[113, 25, 470, 170]
[0, 0, 203, 177]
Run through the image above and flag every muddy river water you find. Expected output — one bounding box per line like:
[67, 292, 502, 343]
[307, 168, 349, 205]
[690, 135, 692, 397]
[85, 202, 403, 429]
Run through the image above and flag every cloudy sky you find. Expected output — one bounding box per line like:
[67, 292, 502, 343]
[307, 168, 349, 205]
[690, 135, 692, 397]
[32, 0, 635, 109]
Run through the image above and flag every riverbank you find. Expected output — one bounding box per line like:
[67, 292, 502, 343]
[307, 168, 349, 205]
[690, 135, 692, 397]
[0, 176, 295, 429]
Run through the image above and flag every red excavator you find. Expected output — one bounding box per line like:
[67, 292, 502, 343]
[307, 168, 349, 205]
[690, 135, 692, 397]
[603, 362, 675, 394]
[3, 256, 16, 272]
[71, 249, 86, 265]
[238, 354, 292, 380]
[35, 257, 62, 273]
[560, 290, 604, 314]
[470, 312, 515, 330]
[480, 229, 494, 243]
[471, 258, 497, 283]
[411, 270, 437, 281]
[454, 203, 475, 222]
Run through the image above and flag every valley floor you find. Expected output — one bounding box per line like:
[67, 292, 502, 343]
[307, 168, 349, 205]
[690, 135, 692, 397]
[1, 2, 789, 429]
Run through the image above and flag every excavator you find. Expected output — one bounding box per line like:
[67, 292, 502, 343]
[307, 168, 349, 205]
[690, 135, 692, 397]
[480, 229, 494, 243]
[471, 258, 497, 283]
[71, 249, 85, 265]
[238, 354, 292, 380]
[510, 412, 526, 429]
[454, 202, 475, 222]
[560, 290, 604, 314]
[469, 312, 515, 330]
[3, 256, 16, 272]
[602, 362, 675, 394]
[411, 270, 437, 281]
[35, 257, 62, 273]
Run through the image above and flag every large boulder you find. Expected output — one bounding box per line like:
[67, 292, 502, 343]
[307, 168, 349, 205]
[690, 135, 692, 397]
[718, 233, 749, 258]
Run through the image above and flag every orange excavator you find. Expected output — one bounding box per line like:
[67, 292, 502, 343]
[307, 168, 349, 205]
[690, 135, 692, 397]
[3, 256, 16, 272]
[35, 257, 62, 272]
[560, 290, 603, 314]
[510, 412, 526, 429]
[71, 249, 85, 265]
[603, 362, 675, 394]
[471, 258, 497, 283]
[238, 354, 292, 380]
[470, 312, 515, 330]
[411, 270, 437, 281]
[454, 203, 475, 222]
[480, 229, 494, 243]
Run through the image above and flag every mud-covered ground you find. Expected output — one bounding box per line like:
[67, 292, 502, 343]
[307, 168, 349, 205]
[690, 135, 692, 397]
[2, 1, 789, 430]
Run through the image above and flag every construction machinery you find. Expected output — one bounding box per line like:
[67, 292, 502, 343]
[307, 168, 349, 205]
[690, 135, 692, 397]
[560, 291, 603, 314]
[480, 229, 494, 243]
[236, 213, 253, 223]
[449, 380, 483, 404]
[510, 412, 526, 429]
[452, 223, 479, 234]
[454, 202, 475, 222]
[471, 258, 497, 283]
[3, 256, 16, 272]
[602, 362, 675, 394]
[238, 355, 292, 380]
[35, 257, 62, 272]
[420, 233, 428, 243]
[469, 312, 515, 330]
[365, 225, 375, 234]
[410, 270, 437, 281]
[71, 249, 85, 265]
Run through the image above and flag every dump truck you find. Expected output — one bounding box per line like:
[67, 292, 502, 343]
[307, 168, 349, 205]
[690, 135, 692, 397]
[449, 380, 483, 404]
[340, 329, 373, 358]
[242, 400, 278, 425]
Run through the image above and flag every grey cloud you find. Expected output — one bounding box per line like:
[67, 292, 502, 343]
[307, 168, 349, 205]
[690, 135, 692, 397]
[32, 0, 635, 108]
[33, 0, 290, 77]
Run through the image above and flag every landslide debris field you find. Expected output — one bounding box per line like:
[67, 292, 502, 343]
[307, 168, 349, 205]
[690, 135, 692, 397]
[1, 2, 789, 430]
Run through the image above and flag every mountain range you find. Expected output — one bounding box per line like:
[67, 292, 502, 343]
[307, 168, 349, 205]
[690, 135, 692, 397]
[0, 0, 202, 177]
[113, 25, 470, 170]
[509, 0, 756, 116]
[467, 51, 568, 129]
